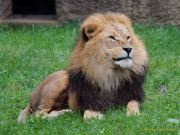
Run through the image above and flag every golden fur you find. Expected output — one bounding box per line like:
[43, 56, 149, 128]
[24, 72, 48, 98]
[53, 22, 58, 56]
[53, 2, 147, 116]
[70, 12, 148, 90]
[17, 12, 148, 123]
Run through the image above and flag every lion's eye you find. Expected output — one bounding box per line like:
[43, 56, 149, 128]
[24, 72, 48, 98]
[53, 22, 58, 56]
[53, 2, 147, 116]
[108, 36, 116, 40]
[127, 36, 130, 40]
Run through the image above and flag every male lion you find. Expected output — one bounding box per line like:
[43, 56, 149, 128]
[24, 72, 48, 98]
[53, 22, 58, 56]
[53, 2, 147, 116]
[17, 12, 148, 123]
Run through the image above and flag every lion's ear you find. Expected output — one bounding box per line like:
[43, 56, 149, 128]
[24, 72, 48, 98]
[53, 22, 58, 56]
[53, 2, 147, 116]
[84, 24, 98, 38]
[81, 24, 98, 41]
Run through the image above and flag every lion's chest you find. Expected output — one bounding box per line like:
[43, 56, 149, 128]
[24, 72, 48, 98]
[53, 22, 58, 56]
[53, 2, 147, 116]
[69, 70, 145, 112]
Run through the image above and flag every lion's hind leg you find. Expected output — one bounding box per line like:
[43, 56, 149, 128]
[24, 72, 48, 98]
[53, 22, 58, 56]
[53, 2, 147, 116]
[17, 104, 32, 123]
[34, 109, 73, 119]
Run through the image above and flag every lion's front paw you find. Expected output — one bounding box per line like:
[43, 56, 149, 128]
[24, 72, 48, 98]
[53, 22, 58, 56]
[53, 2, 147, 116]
[83, 110, 103, 120]
[47, 109, 73, 119]
[127, 100, 140, 116]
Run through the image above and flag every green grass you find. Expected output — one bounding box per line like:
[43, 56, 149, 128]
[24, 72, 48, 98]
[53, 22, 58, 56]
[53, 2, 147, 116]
[0, 23, 179, 135]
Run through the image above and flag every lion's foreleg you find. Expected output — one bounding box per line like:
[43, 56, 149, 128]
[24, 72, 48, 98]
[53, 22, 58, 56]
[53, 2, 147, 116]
[46, 109, 73, 119]
[126, 100, 140, 116]
[83, 110, 103, 120]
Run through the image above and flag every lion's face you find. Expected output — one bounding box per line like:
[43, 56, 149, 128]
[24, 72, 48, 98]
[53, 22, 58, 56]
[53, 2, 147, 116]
[94, 23, 133, 68]
[70, 13, 148, 89]
[80, 21, 140, 70]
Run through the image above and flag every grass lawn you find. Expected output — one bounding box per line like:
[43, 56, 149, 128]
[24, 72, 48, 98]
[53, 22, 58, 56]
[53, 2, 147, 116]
[0, 23, 179, 135]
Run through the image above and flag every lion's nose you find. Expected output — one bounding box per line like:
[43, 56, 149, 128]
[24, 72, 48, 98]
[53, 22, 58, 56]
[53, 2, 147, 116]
[123, 48, 132, 54]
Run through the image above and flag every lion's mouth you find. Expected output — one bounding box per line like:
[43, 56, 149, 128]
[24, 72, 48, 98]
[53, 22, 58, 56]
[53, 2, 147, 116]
[113, 56, 132, 61]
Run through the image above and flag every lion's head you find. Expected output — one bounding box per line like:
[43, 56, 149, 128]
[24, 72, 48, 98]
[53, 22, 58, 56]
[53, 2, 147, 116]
[69, 12, 148, 90]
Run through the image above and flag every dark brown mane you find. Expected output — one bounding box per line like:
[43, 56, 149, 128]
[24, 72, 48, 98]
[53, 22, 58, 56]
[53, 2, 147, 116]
[69, 66, 147, 112]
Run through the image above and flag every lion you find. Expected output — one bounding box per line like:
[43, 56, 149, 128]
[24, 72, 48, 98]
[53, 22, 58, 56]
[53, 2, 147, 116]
[17, 12, 148, 123]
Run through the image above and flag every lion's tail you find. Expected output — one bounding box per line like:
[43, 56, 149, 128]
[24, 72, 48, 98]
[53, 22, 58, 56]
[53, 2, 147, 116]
[17, 104, 32, 123]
